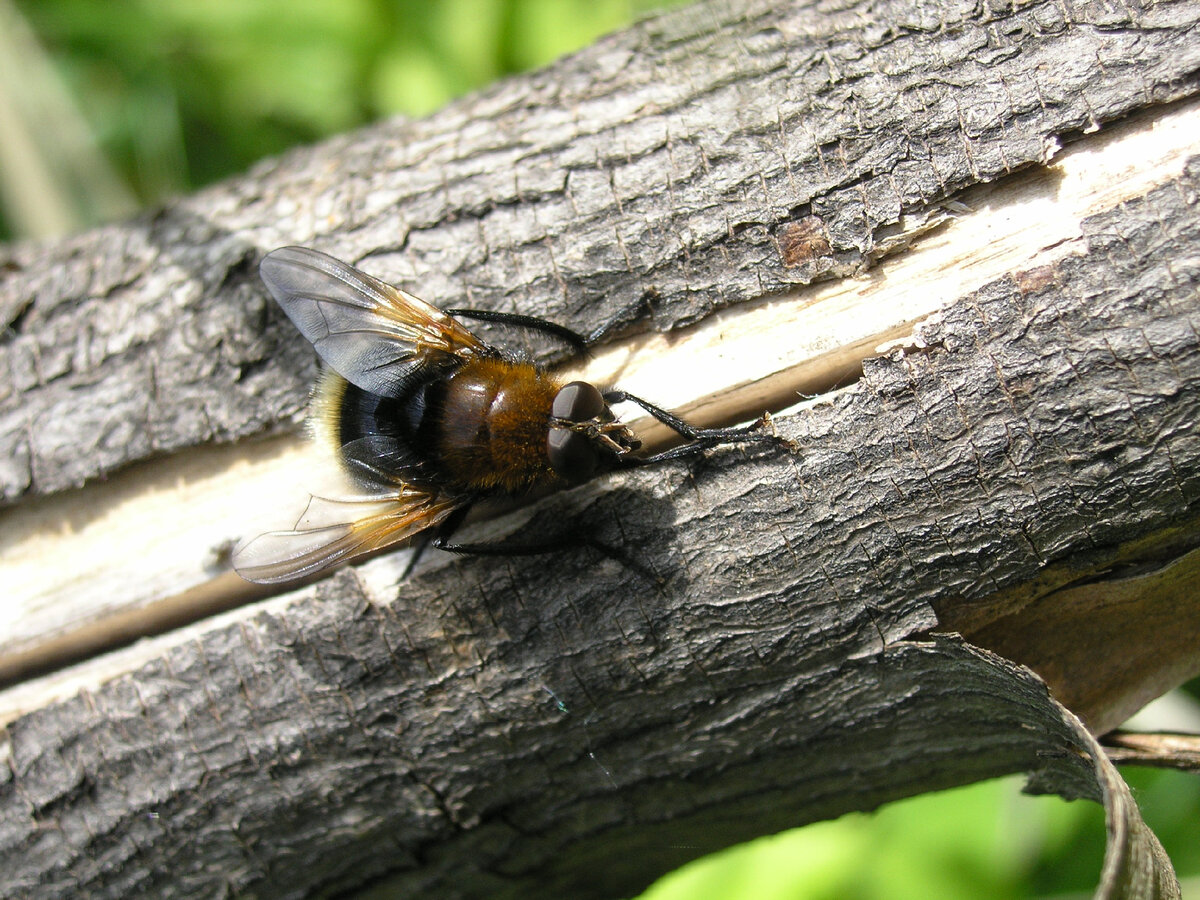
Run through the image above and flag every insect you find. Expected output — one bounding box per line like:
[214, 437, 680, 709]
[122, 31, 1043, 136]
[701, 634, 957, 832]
[233, 247, 768, 583]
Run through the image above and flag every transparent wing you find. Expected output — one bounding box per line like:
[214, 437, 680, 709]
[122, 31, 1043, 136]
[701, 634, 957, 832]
[233, 486, 464, 584]
[261, 246, 487, 397]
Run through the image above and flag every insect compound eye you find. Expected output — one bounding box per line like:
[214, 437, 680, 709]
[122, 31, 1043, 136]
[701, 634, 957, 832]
[551, 381, 606, 423]
[548, 426, 599, 483]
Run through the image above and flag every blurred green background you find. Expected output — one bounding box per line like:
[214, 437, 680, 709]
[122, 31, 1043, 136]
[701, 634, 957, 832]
[2, 1, 1198, 896]
[0, 0, 666, 240]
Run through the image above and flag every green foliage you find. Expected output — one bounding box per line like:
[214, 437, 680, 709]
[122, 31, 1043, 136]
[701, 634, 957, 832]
[639, 769, 1200, 900]
[3, 0, 664, 238]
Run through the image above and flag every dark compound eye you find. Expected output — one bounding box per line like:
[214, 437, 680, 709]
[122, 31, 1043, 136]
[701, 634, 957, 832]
[547, 426, 599, 483]
[551, 381, 606, 422]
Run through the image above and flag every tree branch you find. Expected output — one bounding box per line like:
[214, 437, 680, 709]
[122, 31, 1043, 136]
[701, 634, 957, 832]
[2, 0, 1198, 897]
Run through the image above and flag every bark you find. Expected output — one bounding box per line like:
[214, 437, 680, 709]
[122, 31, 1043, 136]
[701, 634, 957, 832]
[1, 0, 1199, 898]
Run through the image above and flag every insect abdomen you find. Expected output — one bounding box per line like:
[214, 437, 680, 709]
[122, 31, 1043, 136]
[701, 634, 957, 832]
[313, 369, 441, 487]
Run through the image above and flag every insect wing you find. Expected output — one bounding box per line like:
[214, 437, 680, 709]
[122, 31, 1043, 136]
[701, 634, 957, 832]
[260, 246, 487, 397]
[233, 486, 464, 584]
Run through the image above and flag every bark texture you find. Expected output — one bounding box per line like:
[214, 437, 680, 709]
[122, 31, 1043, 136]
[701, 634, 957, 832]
[1, 0, 1199, 898]
[3, 0, 1198, 501]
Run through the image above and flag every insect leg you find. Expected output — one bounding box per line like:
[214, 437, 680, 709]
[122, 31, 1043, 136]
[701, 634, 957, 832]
[602, 390, 771, 466]
[402, 503, 475, 578]
[444, 308, 590, 356]
[426, 517, 659, 582]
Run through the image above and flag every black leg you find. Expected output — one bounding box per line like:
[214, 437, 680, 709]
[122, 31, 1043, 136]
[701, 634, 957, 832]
[445, 308, 590, 356]
[602, 389, 773, 466]
[409, 508, 659, 583]
[402, 503, 474, 579]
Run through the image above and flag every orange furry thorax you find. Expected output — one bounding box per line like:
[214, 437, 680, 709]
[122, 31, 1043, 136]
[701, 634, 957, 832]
[434, 357, 564, 494]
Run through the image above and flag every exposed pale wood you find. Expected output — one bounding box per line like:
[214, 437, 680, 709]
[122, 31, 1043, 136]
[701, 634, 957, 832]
[3, 98, 1197, 693]
[1, 0, 1199, 897]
